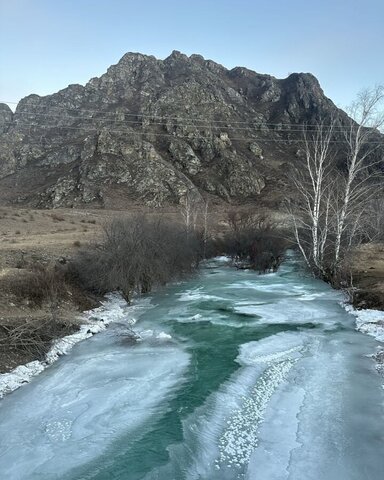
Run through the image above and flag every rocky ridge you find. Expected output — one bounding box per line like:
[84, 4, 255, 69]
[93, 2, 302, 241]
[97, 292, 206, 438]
[0, 51, 357, 208]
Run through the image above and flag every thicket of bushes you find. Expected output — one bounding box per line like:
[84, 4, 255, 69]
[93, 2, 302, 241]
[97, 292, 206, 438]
[214, 210, 288, 273]
[3, 261, 95, 311]
[6, 264, 67, 308]
[67, 212, 288, 302]
[67, 211, 288, 303]
[4, 211, 287, 311]
[68, 215, 204, 302]
[4, 210, 286, 310]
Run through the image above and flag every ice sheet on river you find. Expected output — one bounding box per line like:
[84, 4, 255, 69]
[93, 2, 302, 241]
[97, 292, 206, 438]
[1, 256, 384, 480]
[176, 281, 345, 328]
[245, 330, 384, 480]
[144, 332, 311, 479]
[0, 334, 189, 479]
[144, 327, 384, 480]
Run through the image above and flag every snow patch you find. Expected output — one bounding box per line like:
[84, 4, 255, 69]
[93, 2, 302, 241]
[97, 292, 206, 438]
[344, 303, 384, 343]
[0, 361, 45, 398]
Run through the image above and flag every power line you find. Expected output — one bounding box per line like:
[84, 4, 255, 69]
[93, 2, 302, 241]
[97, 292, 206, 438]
[1, 121, 383, 145]
[5, 110, 368, 135]
[3, 113, 380, 138]
[4, 111, 300, 132]
[6, 114, 353, 135]
[0, 99, 358, 129]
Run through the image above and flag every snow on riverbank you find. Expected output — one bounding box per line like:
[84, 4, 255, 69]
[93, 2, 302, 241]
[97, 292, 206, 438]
[344, 303, 384, 380]
[344, 304, 384, 343]
[0, 293, 136, 399]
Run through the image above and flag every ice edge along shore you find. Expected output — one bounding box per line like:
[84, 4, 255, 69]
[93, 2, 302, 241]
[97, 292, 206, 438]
[1, 294, 384, 399]
[0, 293, 136, 398]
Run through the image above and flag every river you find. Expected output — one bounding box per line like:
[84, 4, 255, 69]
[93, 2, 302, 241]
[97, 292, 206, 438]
[0, 256, 383, 479]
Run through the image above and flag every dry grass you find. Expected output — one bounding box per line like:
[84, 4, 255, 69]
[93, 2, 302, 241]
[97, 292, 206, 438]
[349, 243, 384, 309]
[0, 207, 107, 270]
[0, 207, 112, 373]
[0, 262, 98, 373]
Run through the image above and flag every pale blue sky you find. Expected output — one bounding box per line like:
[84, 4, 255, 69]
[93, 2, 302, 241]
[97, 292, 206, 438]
[1, 0, 383, 110]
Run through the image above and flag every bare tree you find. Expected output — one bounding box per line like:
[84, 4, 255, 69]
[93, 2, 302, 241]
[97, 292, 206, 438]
[180, 192, 213, 258]
[70, 215, 203, 302]
[180, 191, 200, 232]
[333, 86, 384, 266]
[289, 85, 384, 280]
[202, 199, 210, 258]
[289, 119, 336, 276]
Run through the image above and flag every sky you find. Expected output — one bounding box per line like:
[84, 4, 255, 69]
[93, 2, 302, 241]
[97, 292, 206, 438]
[0, 0, 383, 111]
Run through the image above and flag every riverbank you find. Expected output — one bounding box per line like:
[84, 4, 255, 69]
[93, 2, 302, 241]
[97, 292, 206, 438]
[0, 205, 208, 373]
[0, 294, 133, 398]
[0, 206, 106, 373]
[350, 243, 384, 310]
[0, 206, 383, 375]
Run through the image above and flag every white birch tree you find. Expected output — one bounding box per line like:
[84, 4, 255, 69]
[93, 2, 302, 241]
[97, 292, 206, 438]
[333, 86, 384, 266]
[290, 85, 384, 280]
[289, 119, 336, 277]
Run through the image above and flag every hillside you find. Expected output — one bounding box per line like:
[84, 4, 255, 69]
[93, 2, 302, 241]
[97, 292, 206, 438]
[0, 50, 353, 208]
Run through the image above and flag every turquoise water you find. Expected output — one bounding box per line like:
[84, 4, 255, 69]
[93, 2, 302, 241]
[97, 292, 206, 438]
[0, 257, 383, 479]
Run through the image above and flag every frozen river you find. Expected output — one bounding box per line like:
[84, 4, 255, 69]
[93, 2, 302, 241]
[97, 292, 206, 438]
[0, 257, 383, 479]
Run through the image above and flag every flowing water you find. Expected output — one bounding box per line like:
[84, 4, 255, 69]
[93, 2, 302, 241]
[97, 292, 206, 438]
[0, 256, 383, 479]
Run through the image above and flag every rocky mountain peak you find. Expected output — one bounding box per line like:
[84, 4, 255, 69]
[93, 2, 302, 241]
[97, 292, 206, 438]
[120, 51, 156, 62]
[0, 51, 363, 208]
[284, 72, 324, 99]
[166, 50, 189, 61]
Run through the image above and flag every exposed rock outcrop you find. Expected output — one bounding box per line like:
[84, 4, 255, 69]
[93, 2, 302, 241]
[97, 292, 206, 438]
[0, 51, 373, 208]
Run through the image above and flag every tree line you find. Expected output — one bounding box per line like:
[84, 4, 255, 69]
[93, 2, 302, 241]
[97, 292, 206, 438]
[67, 208, 288, 302]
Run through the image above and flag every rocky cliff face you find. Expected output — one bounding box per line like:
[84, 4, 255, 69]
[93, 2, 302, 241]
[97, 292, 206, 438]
[0, 51, 352, 208]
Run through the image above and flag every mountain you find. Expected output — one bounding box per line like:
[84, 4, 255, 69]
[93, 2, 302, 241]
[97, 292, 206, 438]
[0, 51, 362, 208]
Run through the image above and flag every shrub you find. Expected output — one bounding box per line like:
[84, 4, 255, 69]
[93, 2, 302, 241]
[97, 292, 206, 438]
[68, 215, 203, 301]
[0, 316, 75, 361]
[51, 213, 65, 222]
[216, 211, 288, 273]
[5, 264, 67, 308]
